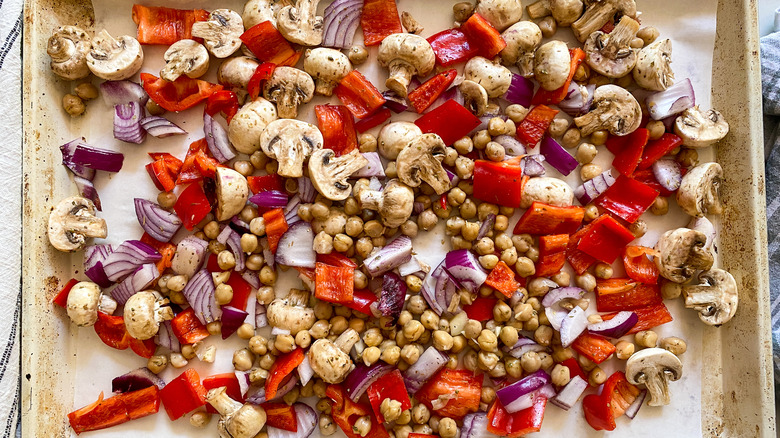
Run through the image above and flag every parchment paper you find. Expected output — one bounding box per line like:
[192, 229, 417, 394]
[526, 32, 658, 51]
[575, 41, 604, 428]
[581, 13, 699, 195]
[69, 0, 717, 436]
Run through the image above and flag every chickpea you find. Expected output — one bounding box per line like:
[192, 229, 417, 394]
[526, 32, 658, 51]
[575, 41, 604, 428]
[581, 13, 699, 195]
[443, 146, 459, 167]
[594, 262, 613, 279]
[73, 82, 99, 101]
[310, 320, 331, 339]
[157, 191, 177, 208]
[519, 351, 541, 373]
[406, 275, 423, 294]
[575, 273, 597, 293]
[249, 335, 269, 355]
[534, 325, 554, 347]
[526, 246, 540, 262]
[400, 220, 418, 238]
[403, 320, 425, 342]
[538, 15, 557, 38]
[259, 266, 276, 286]
[590, 130, 608, 146]
[313, 231, 334, 254]
[395, 424, 413, 438]
[478, 351, 499, 370]
[249, 217, 266, 237]
[412, 403, 430, 425]
[235, 322, 255, 340]
[551, 272, 570, 288]
[316, 398, 332, 413]
[660, 337, 687, 356]
[283, 387, 300, 405]
[651, 196, 669, 215]
[629, 219, 648, 238]
[677, 148, 699, 167]
[169, 291, 186, 305]
[355, 237, 374, 258]
[561, 127, 582, 149]
[352, 270, 368, 290]
[455, 156, 475, 180]
[492, 301, 511, 323]
[250, 151, 269, 170]
[589, 367, 608, 386]
[660, 281, 682, 301]
[319, 415, 337, 435]
[330, 316, 348, 335]
[629, 36, 645, 49]
[362, 346, 381, 365]
[333, 234, 353, 253]
[459, 199, 477, 220]
[462, 319, 481, 339]
[240, 205, 259, 223]
[525, 315, 539, 331]
[637, 26, 660, 45]
[233, 348, 255, 371]
[546, 364, 570, 388]
[477, 329, 498, 352]
[216, 250, 236, 270]
[463, 349, 479, 371]
[578, 354, 596, 372]
[453, 136, 473, 155]
[635, 330, 659, 348]
[381, 345, 401, 365]
[167, 274, 188, 292]
[294, 329, 312, 348]
[646, 119, 666, 140]
[576, 143, 598, 164]
[505, 105, 529, 124]
[417, 209, 438, 231]
[548, 118, 569, 138]
[580, 163, 603, 181]
[433, 330, 454, 351]
[432, 199, 452, 219]
[63, 93, 86, 116]
[358, 133, 378, 153]
[613, 340, 635, 360]
[348, 45, 369, 64]
[497, 326, 518, 347]
[479, 254, 499, 270]
[354, 416, 373, 437]
[147, 355, 168, 374]
[485, 141, 505, 161]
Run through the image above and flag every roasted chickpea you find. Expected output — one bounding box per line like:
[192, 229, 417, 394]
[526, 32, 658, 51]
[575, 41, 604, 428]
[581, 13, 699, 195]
[637, 26, 660, 45]
[63, 93, 86, 116]
[594, 262, 613, 279]
[589, 367, 608, 386]
[548, 118, 569, 138]
[575, 273, 597, 293]
[538, 16, 557, 38]
[660, 337, 687, 355]
[562, 127, 582, 148]
[590, 130, 608, 145]
[580, 163, 602, 181]
[576, 143, 598, 164]
[506, 104, 529, 124]
[647, 120, 666, 140]
[635, 330, 659, 348]
[453, 1, 474, 22]
[348, 45, 369, 64]
[232, 348, 255, 371]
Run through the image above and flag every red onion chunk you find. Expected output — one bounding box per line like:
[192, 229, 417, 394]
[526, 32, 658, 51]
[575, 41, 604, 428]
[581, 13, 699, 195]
[541, 287, 585, 308]
[344, 362, 393, 402]
[558, 83, 595, 116]
[477, 214, 495, 240]
[111, 263, 158, 304]
[646, 78, 695, 120]
[507, 336, 547, 359]
[74, 176, 102, 211]
[256, 304, 268, 328]
[298, 177, 317, 203]
[364, 235, 413, 277]
[111, 367, 165, 394]
[503, 74, 535, 107]
[298, 356, 315, 386]
[444, 250, 488, 293]
[284, 194, 303, 226]
[85, 245, 113, 287]
[134, 198, 182, 242]
[140, 116, 187, 138]
[246, 387, 267, 405]
[268, 403, 318, 438]
[220, 306, 249, 339]
[382, 91, 408, 113]
[155, 320, 180, 352]
[540, 136, 578, 176]
[689, 216, 716, 251]
[461, 413, 497, 438]
[322, 0, 362, 49]
[100, 80, 148, 106]
[379, 273, 407, 326]
[550, 375, 588, 410]
[560, 306, 588, 347]
[236, 371, 251, 397]
[250, 190, 289, 209]
[65, 139, 125, 173]
[353, 152, 386, 178]
[403, 346, 448, 393]
[652, 158, 682, 192]
[574, 170, 615, 205]
[242, 270, 262, 289]
[588, 311, 638, 338]
[204, 112, 236, 163]
[545, 306, 569, 331]
[275, 222, 316, 269]
[225, 230, 246, 271]
[181, 269, 221, 325]
[60, 139, 96, 181]
[398, 255, 425, 277]
[520, 154, 546, 177]
[230, 216, 251, 234]
[625, 389, 647, 419]
[494, 135, 526, 156]
[114, 101, 146, 144]
[496, 370, 550, 413]
[421, 264, 447, 315]
[102, 240, 161, 282]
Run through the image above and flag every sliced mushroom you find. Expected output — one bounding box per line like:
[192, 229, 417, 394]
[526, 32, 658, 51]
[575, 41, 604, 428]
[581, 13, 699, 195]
[573, 84, 641, 136]
[266, 289, 316, 334]
[243, 0, 290, 29]
[401, 11, 424, 34]
[673, 107, 730, 148]
[688, 216, 716, 254]
[308, 328, 360, 383]
[215, 167, 250, 221]
[160, 39, 210, 82]
[309, 149, 369, 201]
[396, 134, 451, 195]
[360, 179, 415, 228]
[47, 26, 91, 80]
[654, 228, 714, 283]
[303, 48, 352, 96]
[66, 281, 117, 327]
[474, 0, 524, 31]
[260, 119, 323, 177]
[584, 16, 640, 78]
[218, 56, 261, 89]
[520, 177, 573, 208]
[571, 0, 637, 42]
[277, 0, 323, 46]
[48, 196, 107, 252]
[534, 41, 572, 91]
[682, 269, 738, 326]
[228, 98, 278, 154]
[459, 80, 490, 116]
[526, 0, 584, 27]
[207, 387, 267, 438]
[500, 21, 543, 77]
[464, 56, 513, 98]
[124, 291, 174, 340]
[676, 162, 723, 217]
[86, 30, 144, 81]
[377, 33, 436, 98]
[633, 38, 674, 91]
[263, 67, 315, 119]
[625, 348, 683, 407]
[191, 9, 244, 58]
[377, 122, 422, 160]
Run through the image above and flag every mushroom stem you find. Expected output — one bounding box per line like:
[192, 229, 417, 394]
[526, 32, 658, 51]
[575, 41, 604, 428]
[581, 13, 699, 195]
[64, 213, 108, 239]
[601, 16, 640, 58]
[47, 36, 72, 62]
[641, 373, 672, 407]
[359, 190, 382, 210]
[207, 387, 244, 416]
[386, 62, 415, 97]
[98, 295, 118, 315]
[333, 328, 359, 353]
[527, 0, 551, 19]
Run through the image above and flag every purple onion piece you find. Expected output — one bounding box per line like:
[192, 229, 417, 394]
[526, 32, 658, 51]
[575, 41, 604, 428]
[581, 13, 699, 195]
[63, 139, 125, 173]
[74, 176, 102, 210]
[250, 190, 289, 209]
[134, 198, 182, 242]
[102, 240, 161, 282]
[652, 158, 682, 192]
[494, 135, 526, 156]
[220, 306, 249, 339]
[574, 170, 616, 205]
[551, 375, 588, 410]
[155, 320, 180, 352]
[364, 235, 413, 277]
[140, 116, 187, 138]
[181, 269, 221, 325]
[477, 214, 495, 240]
[521, 154, 547, 177]
[353, 152, 386, 178]
[646, 78, 695, 120]
[274, 222, 316, 269]
[100, 80, 148, 106]
[114, 101, 146, 144]
[111, 367, 165, 394]
[344, 362, 393, 402]
[204, 112, 236, 163]
[540, 136, 578, 176]
[297, 177, 317, 203]
[379, 273, 407, 326]
[503, 73, 535, 107]
[403, 347, 448, 393]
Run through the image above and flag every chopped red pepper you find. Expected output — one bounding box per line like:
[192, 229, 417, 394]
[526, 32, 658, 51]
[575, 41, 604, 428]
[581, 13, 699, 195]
[317, 252, 359, 269]
[247, 62, 276, 101]
[355, 108, 392, 133]
[343, 289, 379, 315]
[367, 370, 412, 423]
[596, 278, 662, 312]
[560, 357, 588, 382]
[93, 312, 156, 358]
[536, 234, 569, 276]
[315, 105, 358, 156]
[408, 69, 457, 113]
[576, 214, 636, 264]
[459, 13, 507, 59]
[263, 208, 289, 253]
[516, 105, 559, 147]
[129, 336, 157, 359]
[335, 70, 386, 119]
[327, 385, 389, 438]
[571, 331, 616, 364]
[595, 175, 659, 223]
[416, 369, 482, 420]
[427, 29, 478, 66]
[141, 73, 223, 113]
[148, 152, 184, 174]
[582, 371, 640, 431]
[68, 386, 160, 434]
[174, 183, 212, 231]
[225, 273, 253, 310]
[473, 159, 524, 207]
[171, 307, 210, 345]
[415, 99, 481, 146]
[486, 396, 547, 437]
[513, 202, 584, 235]
[565, 226, 597, 275]
[603, 303, 672, 334]
[205, 90, 239, 123]
[531, 48, 586, 105]
[608, 128, 650, 176]
[146, 160, 177, 192]
[131, 5, 208, 45]
[266, 348, 304, 400]
[463, 297, 498, 321]
[52, 278, 79, 307]
[262, 402, 298, 432]
[485, 261, 521, 298]
[241, 21, 298, 64]
[315, 262, 354, 304]
[636, 133, 683, 170]
[176, 139, 216, 185]
[159, 369, 207, 421]
[361, 0, 403, 46]
[140, 233, 176, 273]
[248, 174, 285, 194]
[633, 168, 677, 197]
[623, 246, 660, 284]
[202, 373, 245, 414]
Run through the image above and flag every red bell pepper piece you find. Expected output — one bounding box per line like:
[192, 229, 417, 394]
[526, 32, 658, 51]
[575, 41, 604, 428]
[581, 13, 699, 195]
[361, 0, 403, 46]
[315, 262, 354, 304]
[608, 128, 650, 176]
[205, 90, 239, 123]
[68, 386, 160, 434]
[343, 289, 379, 315]
[327, 385, 389, 438]
[603, 303, 672, 334]
[416, 369, 482, 419]
[367, 370, 412, 423]
[317, 252, 358, 269]
[459, 13, 507, 59]
[582, 371, 640, 431]
[408, 69, 457, 113]
[560, 357, 588, 382]
[225, 273, 253, 311]
[315, 105, 358, 156]
[146, 160, 177, 192]
[248, 174, 285, 194]
[140, 233, 175, 273]
[486, 396, 547, 437]
[633, 168, 676, 197]
[266, 349, 305, 400]
[427, 29, 478, 66]
[202, 373, 244, 414]
[93, 312, 146, 355]
[464, 297, 498, 321]
[415, 99, 481, 146]
[636, 133, 683, 170]
[171, 307, 210, 345]
[129, 336, 158, 359]
[247, 62, 276, 101]
[262, 402, 298, 432]
[596, 278, 662, 312]
[473, 160, 524, 207]
[623, 246, 660, 284]
[141, 73, 223, 113]
[263, 208, 289, 253]
[576, 214, 636, 264]
[241, 21, 298, 64]
[335, 70, 386, 119]
[516, 105, 559, 147]
[159, 369, 207, 421]
[566, 226, 597, 275]
[355, 108, 392, 133]
[595, 175, 659, 223]
[531, 48, 586, 105]
[52, 278, 79, 307]
[176, 139, 212, 185]
[132, 5, 208, 45]
[148, 152, 183, 174]
[174, 183, 211, 231]
[535, 234, 569, 276]
[513, 202, 584, 235]
[571, 331, 616, 364]
[485, 261, 521, 298]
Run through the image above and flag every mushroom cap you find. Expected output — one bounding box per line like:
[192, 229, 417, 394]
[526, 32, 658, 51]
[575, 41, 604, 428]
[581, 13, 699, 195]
[215, 167, 250, 221]
[396, 133, 451, 195]
[378, 34, 436, 97]
[625, 347, 682, 407]
[48, 196, 107, 252]
[161, 39, 210, 82]
[583, 16, 640, 78]
[465, 56, 513, 98]
[303, 48, 352, 96]
[308, 338, 354, 384]
[86, 30, 144, 81]
[654, 228, 714, 283]
[572, 0, 637, 42]
[520, 177, 574, 208]
[226, 404, 267, 438]
[47, 26, 91, 80]
[191, 9, 244, 58]
[66, 281, 102, 327]
[242, 0, 289, 29]
[633, 38, 674, 91]
[266, 290, 316, 334]
[475, 0, 524, 31]
[676, 162, 723, 217]
[218, 56, 261, 89]
[309, 149, 369, 201]
[377, 122, 422, 160]
[124, 291, 164, 340]
[573, 84, 642, 136]
[459, 80, 490, 116]
[277, 0, 324, 46]
[260, 119, 323, 177]
[550, 0, 584, 27]
[228, 98, 278, 154]
[683, 268, 738, 326]
[500, 21, 542, 72]
[534, 40, 572, 91]
[263, 67, 315, 119]
[673, 107, 729, 148]
[360, 179, 415, 228]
